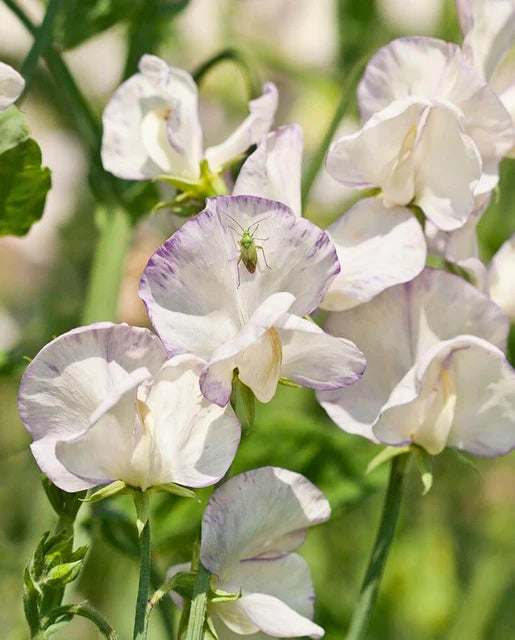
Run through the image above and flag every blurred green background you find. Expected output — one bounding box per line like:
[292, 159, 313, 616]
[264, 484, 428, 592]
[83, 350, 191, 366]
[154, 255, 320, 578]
[1, 0, 514, 638]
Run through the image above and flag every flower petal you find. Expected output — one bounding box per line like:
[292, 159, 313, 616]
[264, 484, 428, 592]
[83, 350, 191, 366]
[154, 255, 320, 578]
[140, 196, 340, 358]
[0, 62, 24, 110]
[101, 54, 202, 180]
[233, 123, 303, 216]
[144, 354, 241, 486]
[204, 83, 278, 171]
[322, 198, 426, 311]
[200, 292, 294, 406]
[211, 615, 270, 640]
[374, 336, 515, 457]
[200, 467, 330, 576]
[276, 314, 366, 391]
[413, 105, 481, 230]
[326, 99, 426, 203]
[457, 0, 515, 81]
[489, 233, 515, 321]
[318, 268, 509, 440]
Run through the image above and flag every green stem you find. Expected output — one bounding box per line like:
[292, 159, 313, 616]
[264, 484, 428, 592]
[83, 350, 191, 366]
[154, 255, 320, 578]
[134, 520, 152, 640]
[345, 453, 409, 640]
[81, 206, 132, 324]
[185, 562, 211, 640]
[18, 0, 60, 100]
[301, 55, 368, 207]
[193, 48, 261, 99]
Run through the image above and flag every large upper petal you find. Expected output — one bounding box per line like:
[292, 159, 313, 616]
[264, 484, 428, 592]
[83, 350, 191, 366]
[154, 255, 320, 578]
[140, 196, 339, 357]
[204, 83, 278, 172]
[213, 553, 322, 638]
[0, 62, 24, 110]
[413, 104, 482, 230]
[358, 37, 514, 173]
[276, 314, 366, 391]
[373, 336, 515, 457]
[200, 467, 330, 577]
[489, 233, 515, 320]
[318, 268, 509, 439]
[322, 198, 426, 311]
[101, 54, 203, 180]
[19, 323, 166, 491]
[233, 124, 303, 216]
[457, 0, 515, 81]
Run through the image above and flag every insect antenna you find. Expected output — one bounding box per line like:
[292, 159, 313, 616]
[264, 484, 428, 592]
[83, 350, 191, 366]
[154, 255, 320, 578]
[223, 213, 245, 232]
[248, 215, 273, 231]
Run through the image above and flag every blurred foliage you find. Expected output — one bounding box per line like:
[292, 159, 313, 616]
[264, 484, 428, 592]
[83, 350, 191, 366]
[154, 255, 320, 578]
[1, 0, 514, 639]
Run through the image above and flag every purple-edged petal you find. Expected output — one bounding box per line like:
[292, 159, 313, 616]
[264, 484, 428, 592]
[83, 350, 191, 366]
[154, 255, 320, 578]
[101, 54, 203, 180]
[205, 83, 278, 172]
[318, 268, 509, 440]
[322, 198, 426, 311]
[0, 62, 24, 110]
[233, 124, 303, 216]
[275, 314, 366, 391]
[19, 322, 166, 491]
[413, 104, 481, 230]
[201, 467, 330, 577]
[374, 336, 515, 457]
[489, 233, 515, 320]
[200, 292, 294, 406]
[457, 0, 515, 81]
[140, 196, 340, 359]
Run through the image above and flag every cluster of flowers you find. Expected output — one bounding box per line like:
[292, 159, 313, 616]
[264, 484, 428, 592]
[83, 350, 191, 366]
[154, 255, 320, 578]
[12, 0, 515, 637]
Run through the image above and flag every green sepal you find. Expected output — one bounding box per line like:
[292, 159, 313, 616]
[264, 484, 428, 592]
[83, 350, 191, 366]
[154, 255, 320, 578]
[278, 377, 302, 389]
[445, 448, 481, 475]
[204, 614, 219, 639]
[133, 491, 150, 536]
[238, 380, 256, 431]
[42, 560, 84, 588]
[366, 445, 411, 475]
[149, 482, 200, 501]
[209, 587, 241, 604]
[414, 448, 434, 495]
[82, 480, 130, 503]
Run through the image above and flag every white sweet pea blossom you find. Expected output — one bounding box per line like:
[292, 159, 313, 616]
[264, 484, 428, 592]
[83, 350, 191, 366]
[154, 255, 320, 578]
[0, 61, 24, 110]
[457, 0, 515, 157]
[233, 124, 426, 311]
[318, 268, 515, 456]
[327, 37, 514, 231]
[139, 195, 366, 407]
[18, 323, 240, 492]
[171, 467, 331, 639]
[489, 233, 515, 320]
[101, 54, 278, 181]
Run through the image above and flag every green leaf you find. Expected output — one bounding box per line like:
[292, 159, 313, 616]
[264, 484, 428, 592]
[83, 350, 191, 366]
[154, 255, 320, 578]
[150, 482, 200, 501]
[43, 560, 84, 587]
[56, 0, 190, 50]
[0, 138, 51, 236]
[82, 480, 129, 503]
[366, 445, 411, 475]
[0, 105, 30, 154]
[41, 476, 86, 522]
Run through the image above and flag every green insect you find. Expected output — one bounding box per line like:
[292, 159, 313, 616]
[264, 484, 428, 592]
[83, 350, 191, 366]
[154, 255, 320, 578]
[225, 214, 271, 287]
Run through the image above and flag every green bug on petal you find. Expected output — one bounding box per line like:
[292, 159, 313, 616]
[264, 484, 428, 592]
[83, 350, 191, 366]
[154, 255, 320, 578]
[225, 214, 271, 286]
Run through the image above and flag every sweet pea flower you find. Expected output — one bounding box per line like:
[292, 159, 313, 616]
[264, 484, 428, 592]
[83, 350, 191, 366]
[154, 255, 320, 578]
[488, 233, 515, 320]
[327, 37, 514, 231]
[18, 323, 240, 492]
[458, 0, 515, 157]
[0, 61, 24, 110]
[318, 268, 515, 456]
[171, 466, 330, 639]
[101, 54, 278, 182]
[234, 124, 426, 312]
[139, 195, 366, 407]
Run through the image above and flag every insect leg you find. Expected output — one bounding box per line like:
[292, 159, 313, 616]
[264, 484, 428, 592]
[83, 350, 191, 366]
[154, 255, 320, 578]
[256, 246, 271, 270]
[236, 257, 242, 287]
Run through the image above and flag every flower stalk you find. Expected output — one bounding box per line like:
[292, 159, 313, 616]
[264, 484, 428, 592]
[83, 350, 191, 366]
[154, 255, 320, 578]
[133, 514, 152, 640]
[346, 452, 409, 640]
